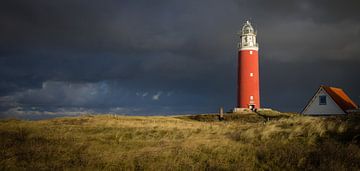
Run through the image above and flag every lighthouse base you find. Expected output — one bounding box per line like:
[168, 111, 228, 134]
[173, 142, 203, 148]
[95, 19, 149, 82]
[232, 108, 255, 113]
[232, 107, 278, 114]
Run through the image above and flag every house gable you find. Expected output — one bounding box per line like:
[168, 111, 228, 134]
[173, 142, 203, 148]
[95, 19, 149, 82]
[302, 87, 346, 115]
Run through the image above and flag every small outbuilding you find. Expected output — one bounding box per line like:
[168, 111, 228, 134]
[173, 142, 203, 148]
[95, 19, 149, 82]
[301, 85, 358, 115]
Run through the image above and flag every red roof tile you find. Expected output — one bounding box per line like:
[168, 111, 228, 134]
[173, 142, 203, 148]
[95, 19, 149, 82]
[322, 85, 358, 112]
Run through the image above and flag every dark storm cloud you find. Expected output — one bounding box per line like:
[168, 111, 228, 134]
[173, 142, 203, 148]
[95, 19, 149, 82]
[0, 0, 359, 118]
[236, 0, 360, 23]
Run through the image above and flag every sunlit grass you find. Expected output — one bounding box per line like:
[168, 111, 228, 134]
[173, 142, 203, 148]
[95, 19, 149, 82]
[1, 112, 360, 170]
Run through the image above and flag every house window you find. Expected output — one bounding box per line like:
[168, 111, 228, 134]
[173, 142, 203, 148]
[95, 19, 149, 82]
[319, 95, 326, 105]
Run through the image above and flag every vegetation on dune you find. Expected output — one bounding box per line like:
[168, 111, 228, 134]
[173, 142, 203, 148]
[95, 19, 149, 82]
[1, 112, 360, 170]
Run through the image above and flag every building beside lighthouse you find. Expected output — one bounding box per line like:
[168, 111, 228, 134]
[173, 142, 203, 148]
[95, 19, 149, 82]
[301, 85, 359, 115]
[235, 20, 260, 111]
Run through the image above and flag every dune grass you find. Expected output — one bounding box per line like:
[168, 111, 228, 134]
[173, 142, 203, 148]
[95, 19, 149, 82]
[1, 112, 360, 170]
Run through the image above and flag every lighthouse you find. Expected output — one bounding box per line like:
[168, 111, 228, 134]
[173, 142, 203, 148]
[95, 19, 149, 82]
[237, 20, 260, 110]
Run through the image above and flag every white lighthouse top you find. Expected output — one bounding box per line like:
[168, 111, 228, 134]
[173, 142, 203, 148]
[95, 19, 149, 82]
[238, 20, 259, 51]
[242, 21, 255, 35]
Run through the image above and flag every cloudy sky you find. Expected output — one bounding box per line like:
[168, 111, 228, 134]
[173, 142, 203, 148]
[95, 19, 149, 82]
[1, 0, 359, 119]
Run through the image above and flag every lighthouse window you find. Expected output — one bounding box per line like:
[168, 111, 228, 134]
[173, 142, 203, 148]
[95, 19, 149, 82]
[250, 51, 253, 54]
[250, 73, 254, 77]
[250, 96, 254, 100]
[319, 95, 327, 105]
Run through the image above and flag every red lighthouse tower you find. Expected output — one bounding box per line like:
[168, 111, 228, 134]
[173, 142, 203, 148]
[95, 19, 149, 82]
[237, 20, 260, 110]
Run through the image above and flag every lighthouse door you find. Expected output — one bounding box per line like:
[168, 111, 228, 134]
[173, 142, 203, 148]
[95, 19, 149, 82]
[249, 104, 255, 111]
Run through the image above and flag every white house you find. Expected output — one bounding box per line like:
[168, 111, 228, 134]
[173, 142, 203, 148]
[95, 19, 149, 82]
[302, 85, 358, 115]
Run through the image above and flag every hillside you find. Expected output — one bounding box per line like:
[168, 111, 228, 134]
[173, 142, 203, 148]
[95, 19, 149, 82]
[1, 112, 360, 170]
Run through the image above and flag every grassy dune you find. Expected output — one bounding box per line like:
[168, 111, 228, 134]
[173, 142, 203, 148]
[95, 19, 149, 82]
[1, 112, 360, 170]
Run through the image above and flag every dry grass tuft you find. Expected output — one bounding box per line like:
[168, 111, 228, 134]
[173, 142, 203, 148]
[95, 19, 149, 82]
[1, 113, 360, 170]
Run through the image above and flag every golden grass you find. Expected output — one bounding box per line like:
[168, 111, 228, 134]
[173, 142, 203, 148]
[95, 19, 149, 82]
[1, 113, 360, 170]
